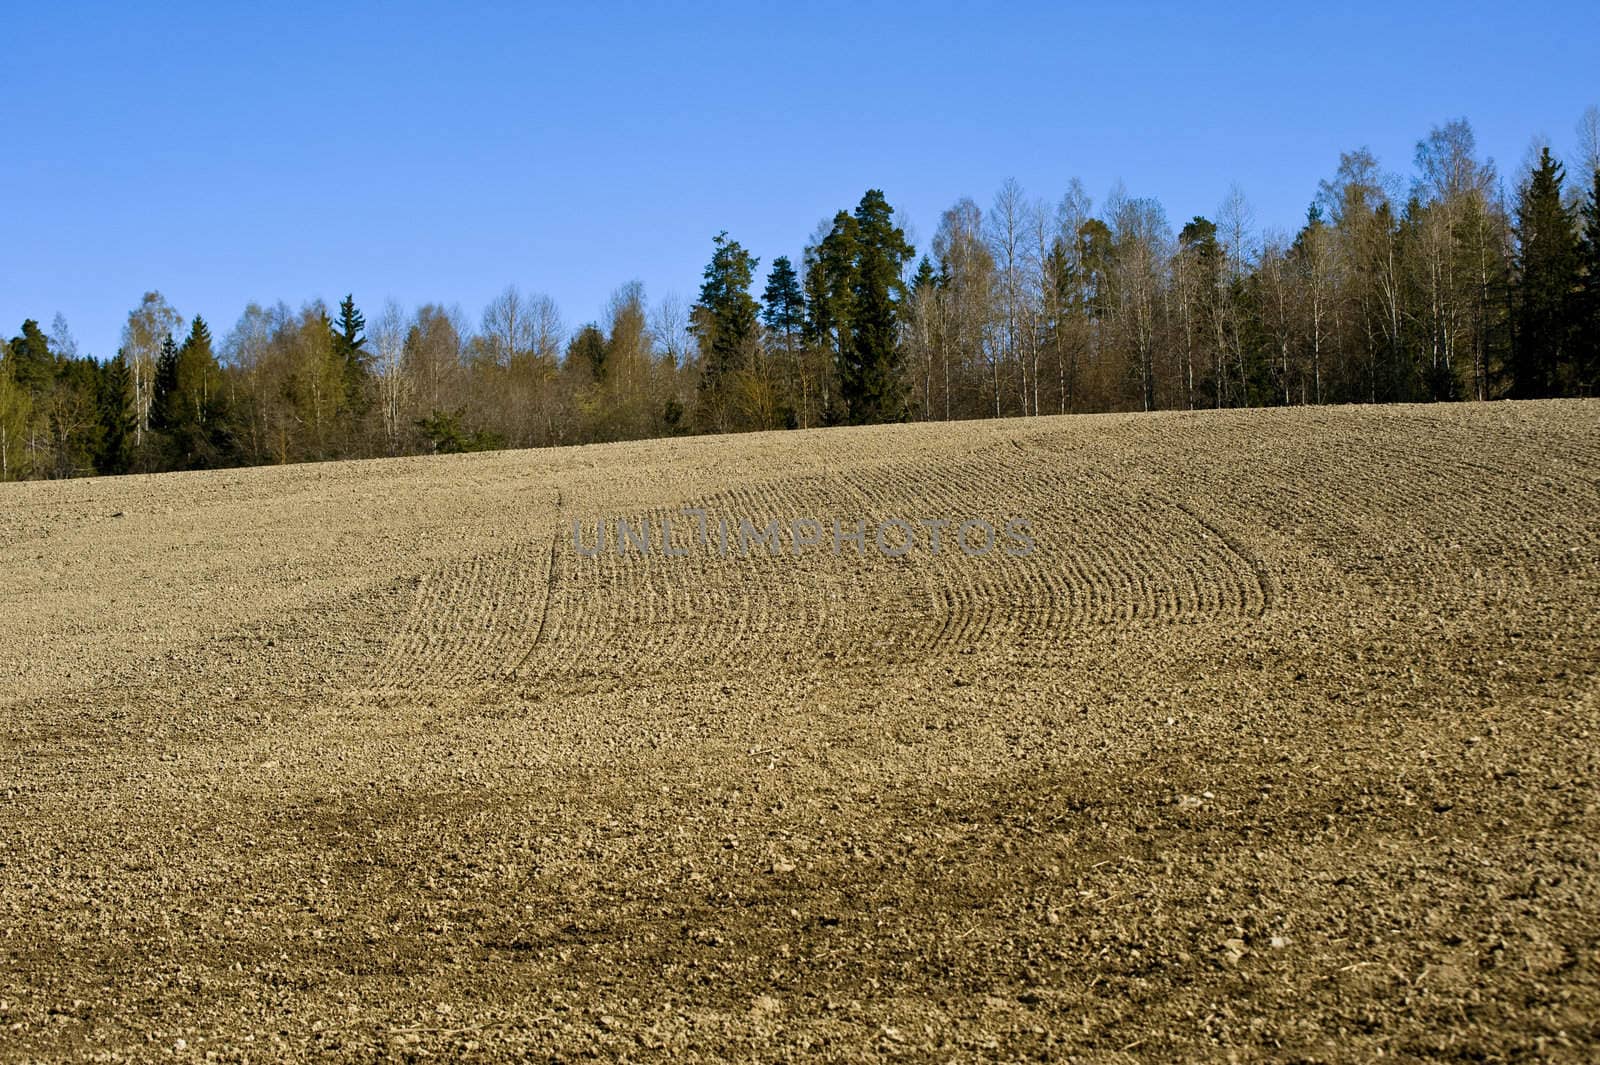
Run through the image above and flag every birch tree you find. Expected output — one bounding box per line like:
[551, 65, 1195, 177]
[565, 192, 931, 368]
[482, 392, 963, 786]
[0, 359, 31, 480]
[933, 198, 994, 418]
[987, 179, 1038, 415]
[371, 300, 410, 454]
[1108, 194, 1171, 411]
[121, 292, 182, 450]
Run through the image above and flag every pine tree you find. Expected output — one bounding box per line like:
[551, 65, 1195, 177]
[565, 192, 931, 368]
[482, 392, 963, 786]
[1511, 148, 1580, 397]
[805, 211, 859, 422]
[7, 319, 56, 396]
[842, 189, 914, 424]
[763, 257, 806, 427]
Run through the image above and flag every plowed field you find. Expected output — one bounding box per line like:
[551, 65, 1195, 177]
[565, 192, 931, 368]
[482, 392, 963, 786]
[2, 400, 1597, 1062]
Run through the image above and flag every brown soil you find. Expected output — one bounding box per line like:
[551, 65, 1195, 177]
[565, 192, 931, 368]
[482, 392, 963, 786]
[2, 400, 1597, 1062]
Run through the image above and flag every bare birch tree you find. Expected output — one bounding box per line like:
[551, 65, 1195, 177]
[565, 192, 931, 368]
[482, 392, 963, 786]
[121, 292, 182, 449]
[371, 299, 409, 454]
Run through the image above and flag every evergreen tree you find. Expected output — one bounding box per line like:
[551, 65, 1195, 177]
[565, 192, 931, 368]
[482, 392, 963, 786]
[1179, 217, 1221, 266]
[805, 213, 858, 357]
[166, 315, 234, 468]
[1511, 148, 1580, 397]
[690, 232, 760, 429]
[175, 315, 215, 425]
[1394, 195, 1431, 402]
[1078, 218, 1115, 303]
[761, 256, 805, 340]
[841, 189, 914, 424]
[805, 211, 859, 424]
[7, 319, 56, 396]
[763, 256, 806, 427]
[568, 324, 608, 380]
[1578, 166, 1600, 393]
[332, 294, 370, 412]
[150, 334, 180, 434]
[415, 408, 505, 454]
[98, 352, 136, 475]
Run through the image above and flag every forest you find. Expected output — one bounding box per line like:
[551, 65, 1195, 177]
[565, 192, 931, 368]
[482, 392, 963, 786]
[2, 115, 1598, 481]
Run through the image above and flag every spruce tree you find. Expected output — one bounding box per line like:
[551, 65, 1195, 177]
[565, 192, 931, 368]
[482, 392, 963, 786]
[140, 334, 180, 470]
[842, 189, 914, 424]
[332, 294, 369, 412]
[99, 353, 136, 475]
[761, 257, 804, 341]
[176, 315, 215, 422]
[690, 232, 760, 428]
[1511, 148, 1580, 397]
[170, 315, 235, 468]
[150, 334, 180, 432]
[1578, 167, 1600, 393]
[568, 324, 608, 380]
[763, 257, 807, 428]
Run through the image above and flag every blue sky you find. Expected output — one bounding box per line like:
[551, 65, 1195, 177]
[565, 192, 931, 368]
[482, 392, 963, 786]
[4, 1, 1597, 360]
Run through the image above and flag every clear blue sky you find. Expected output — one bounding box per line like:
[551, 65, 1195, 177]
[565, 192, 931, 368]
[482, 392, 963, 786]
[4, 1, 1597, 360]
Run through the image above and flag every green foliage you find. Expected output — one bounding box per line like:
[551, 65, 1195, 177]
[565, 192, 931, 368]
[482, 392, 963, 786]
[568, 324, 608, 380]
[415, 408, 504, 454]
[1578, 167, 1600, 393]
[690, 232, 761, 429]
[0, 350, 33, 480]
[99, 353, 136, 475]
[7, 319, 56, 396]
[799, 193, 917, 425]
[842, 189, 915, 424]
[7, 315, 60, 409]
[804, 211, 857, 357]
[1076, 218, 1115, 322]
[761, 257, 810, 431]
[332, 294, 370, 413]
[149, 318, 237, 469]
[150, 335, 180, 433]
[7, 113, 1598, 482]
[46, 357, 105, 476]
[1180, 216, 1220, 264]
[661, 396, 686, 433]
[1511, 148, 1581, 398]
[761, 256, 804, 340]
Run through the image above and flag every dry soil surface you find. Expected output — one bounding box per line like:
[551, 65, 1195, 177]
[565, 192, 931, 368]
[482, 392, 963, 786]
[1, 401, 1598, 1062]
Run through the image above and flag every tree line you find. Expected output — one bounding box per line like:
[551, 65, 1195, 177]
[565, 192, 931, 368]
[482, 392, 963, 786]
[3, 113, 1598, 481]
